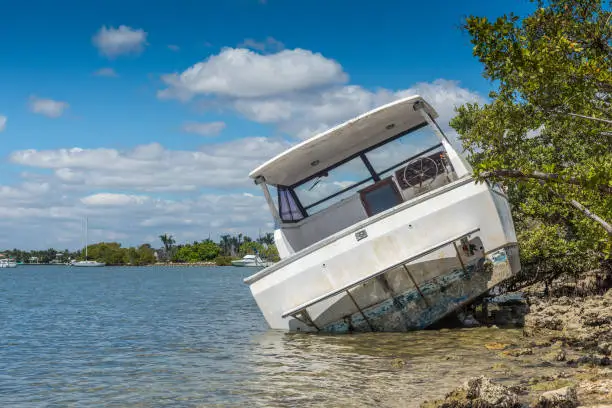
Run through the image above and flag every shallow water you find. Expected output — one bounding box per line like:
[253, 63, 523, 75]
[0, 266, 554, 407]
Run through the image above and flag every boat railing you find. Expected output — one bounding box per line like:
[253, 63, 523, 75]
[281, 228, 481, 324]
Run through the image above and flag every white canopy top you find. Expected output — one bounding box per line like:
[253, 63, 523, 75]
[249, 95, 438, 186]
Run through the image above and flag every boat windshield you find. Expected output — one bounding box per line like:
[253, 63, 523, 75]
[282, 123, 452, 220]
[294, 156, 375, 215]
[363, 125, 442, 180]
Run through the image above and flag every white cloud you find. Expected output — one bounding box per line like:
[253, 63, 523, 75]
[167, 44, 180, 52]
[157, 48, 480, 142]
[525, 125, 544, 139]
[395, 80, 484, 126]
[158, 47, 347, 100]
[182, 121, 226, 136]
[92, 25, 148, 58]
[0, 115, 6, 132]
[29, 96, 69, 118]
[238, 37, 284, 53]
[3, 45, 484, 250]
[1, 135, 287, 249]
[10, 138, 291, 192]
[233, 98, 294, 123]
[81, 193, 150, 206]
[235, 79, 482, 139]
[135, 193, 270, 232]
[0, 182, 51, 202]
[0, 179, 273, 250]
[93, 67, 118, 77]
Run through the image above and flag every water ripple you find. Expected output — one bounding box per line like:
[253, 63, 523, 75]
[1, 266, 553, 407]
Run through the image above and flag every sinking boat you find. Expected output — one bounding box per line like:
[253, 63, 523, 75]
[244, 95, 520, 333]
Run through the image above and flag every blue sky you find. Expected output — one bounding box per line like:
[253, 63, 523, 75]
[0, 0, 535, 250]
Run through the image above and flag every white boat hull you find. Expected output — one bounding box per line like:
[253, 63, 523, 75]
[0, 262, 17, 268]
[71, 261, 106, 267]
[232, 255, 274, 268]
[245, 179, 520, 332]
[232, 260, 274, 267]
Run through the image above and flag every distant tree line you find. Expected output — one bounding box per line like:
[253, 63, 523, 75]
[84, 243, 157, 265]
[1, 232, 279, 267]
[160, 232, 279, 266]
[2, 248, 79, 264]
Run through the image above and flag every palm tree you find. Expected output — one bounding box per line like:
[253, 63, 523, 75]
[258, 232, 274, 246]
[219, 235, 232, 256]
[159, 233, 175, 261]
[229, 236, 239, 257]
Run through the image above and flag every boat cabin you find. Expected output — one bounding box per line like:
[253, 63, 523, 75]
[250, 96, 472, 259]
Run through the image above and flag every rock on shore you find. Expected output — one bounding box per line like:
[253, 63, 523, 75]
[420, 376, 522, 408]
[523, 288, 612, 356]
[421, 283, 612, 408]
[536, 386, 578, 408]
[420, 376, 587, 408]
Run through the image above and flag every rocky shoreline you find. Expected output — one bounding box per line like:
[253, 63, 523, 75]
[421, 277, 612, 408]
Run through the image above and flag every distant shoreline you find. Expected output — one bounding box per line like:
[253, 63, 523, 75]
[17, 262, 235, 267]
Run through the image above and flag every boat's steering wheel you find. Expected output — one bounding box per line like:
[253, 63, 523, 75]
[402, 157, 439, 189]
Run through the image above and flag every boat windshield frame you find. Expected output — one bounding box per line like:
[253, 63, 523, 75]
[276, 121, 449, 222]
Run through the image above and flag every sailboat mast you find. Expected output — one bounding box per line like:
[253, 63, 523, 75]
[85, 217, 88, 260]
